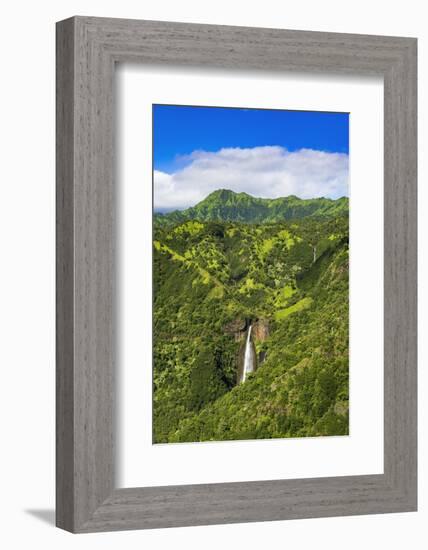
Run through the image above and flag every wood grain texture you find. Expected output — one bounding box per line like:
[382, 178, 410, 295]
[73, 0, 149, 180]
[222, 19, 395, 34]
[56, 16, 417, 533]
[56, 18, 75, 532]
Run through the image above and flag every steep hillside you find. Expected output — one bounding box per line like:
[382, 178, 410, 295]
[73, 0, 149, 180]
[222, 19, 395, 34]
[153, 209, 349, 443]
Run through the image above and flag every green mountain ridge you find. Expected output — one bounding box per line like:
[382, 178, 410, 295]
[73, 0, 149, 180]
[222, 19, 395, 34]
[155, 189, 349, 227]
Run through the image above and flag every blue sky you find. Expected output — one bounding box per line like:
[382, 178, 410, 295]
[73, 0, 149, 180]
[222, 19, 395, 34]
[153, 104, 349, 210]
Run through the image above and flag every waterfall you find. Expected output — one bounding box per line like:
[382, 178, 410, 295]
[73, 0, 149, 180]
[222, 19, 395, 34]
[242, 325, 254, 383]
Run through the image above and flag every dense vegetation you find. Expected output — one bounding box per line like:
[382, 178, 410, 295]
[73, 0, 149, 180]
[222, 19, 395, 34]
[155, 189, 349, 227]
[153, 190, 349, 443]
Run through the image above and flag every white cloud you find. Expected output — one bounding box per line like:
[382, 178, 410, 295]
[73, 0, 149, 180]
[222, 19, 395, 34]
[154, 146, 348, 210]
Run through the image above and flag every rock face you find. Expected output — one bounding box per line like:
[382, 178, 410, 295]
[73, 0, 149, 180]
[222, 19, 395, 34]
[252, 319, 269, 342]
[224, 317, 269, 344]
[224, 318, 271, 381]
[224, 318, 247, 342]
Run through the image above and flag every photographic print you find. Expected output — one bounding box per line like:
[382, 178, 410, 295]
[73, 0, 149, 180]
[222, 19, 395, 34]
[153, 105, 349, 444]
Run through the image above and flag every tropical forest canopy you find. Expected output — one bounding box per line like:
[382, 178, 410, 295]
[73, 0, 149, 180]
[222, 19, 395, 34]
[153, 189, 349, 443]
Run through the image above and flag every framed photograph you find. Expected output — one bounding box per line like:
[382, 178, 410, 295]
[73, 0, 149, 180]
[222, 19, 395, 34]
[56, 17, 417, 532]
[151, 105, 351, 441]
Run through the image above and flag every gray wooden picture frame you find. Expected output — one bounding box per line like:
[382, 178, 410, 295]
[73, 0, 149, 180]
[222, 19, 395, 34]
[56, 16, 417, 533]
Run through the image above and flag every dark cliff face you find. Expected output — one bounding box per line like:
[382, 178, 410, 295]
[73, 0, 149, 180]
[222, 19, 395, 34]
[224, 317, 269, 342]
[224, 318, 247, 342]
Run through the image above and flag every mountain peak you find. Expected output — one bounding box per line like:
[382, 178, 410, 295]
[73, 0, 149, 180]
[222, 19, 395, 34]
[204, 189, 252, 201]
[205, 188, 235, 199]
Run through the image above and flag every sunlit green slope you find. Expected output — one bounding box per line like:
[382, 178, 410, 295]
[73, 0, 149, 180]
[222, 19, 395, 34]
[153, 193, 349, 443]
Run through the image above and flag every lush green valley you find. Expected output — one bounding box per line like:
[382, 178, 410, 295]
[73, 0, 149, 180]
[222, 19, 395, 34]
[153, 190, 349, 443]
